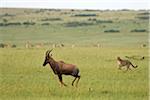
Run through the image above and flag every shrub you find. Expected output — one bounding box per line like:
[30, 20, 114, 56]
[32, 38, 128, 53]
[41, 18, 62, 21]
[138, 12, 149, 15]
[0, 22, 21, 26]
[136, 16, 149, 20]
[1, 13, 15, 17]
[3, 19, 8, 23]
[121, 9, 130, 11]
[64, 21, 94, 27]
[0, 23, 5, 26]
[23, 21, 35, 25]
[104, 29, 120, 33]
[131, 29, 147, 32]
[12, 44, 17, 48]
[0, 43, 5, 48]
[41, 23, 50, 25]
[96, 20, 113, 24]
[88, 18, 113, 24]
[88, 18, 97, 21]
[73, 14, 97, 17]
[6, 22, 21, 26]
[84, 9, 95, 12]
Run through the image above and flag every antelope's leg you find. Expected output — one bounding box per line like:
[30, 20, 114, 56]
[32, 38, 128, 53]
[75, 76, 80, 87]
[58, 75, 67, 86]
[125, 65, 130, 71]
[118, 65, 122, 70]
[128, 67, 132, 70]
[128, 65, 132, 70]
[72, 77, 77, 86]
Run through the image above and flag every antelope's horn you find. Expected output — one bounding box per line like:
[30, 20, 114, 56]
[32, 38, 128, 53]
[46, 49, 53, 56]
[45, 50, 49, 56]
[49, 49, 53, 53]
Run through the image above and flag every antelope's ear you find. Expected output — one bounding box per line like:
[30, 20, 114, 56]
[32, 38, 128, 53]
[117, 57, 120, 59]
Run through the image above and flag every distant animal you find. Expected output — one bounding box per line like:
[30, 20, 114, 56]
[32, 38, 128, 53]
[140, 56, 145, 60]
[117, 57, 138, 71]
[60, 44, 64, 47]
[43, 49, 80, 87]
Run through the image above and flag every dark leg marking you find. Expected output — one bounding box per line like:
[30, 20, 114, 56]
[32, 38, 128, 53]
[72, 77, 77, 86]
[58, 75, 67, 86]
[75, 75, 80, 87]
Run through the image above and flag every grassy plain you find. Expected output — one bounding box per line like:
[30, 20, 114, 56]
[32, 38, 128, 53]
[0, 8, 148, 47]
[0, 47, 149, 100]
[0, 8, 149, 100]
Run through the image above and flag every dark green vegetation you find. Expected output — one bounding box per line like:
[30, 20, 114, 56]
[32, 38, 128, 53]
[0, 8, 149, 100]
[0, 8, 149, 47]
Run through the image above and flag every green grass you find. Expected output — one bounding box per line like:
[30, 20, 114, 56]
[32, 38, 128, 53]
[0, 47, 148, 100]
[0, 8, 149, 100]
[0, 25, 148, 47]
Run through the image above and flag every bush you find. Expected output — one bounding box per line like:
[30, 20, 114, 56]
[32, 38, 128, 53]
[88, 18, 97, 21]
[6, 22, 21, 26]
[88, 18, 113, 24]
[0, 23, 5, 26]
[136, 16, 149, 20]
[41, 18, 62, 21]
[104, 29, 120, 33]
[138, 12, 149, 15]
[12, 44, 17, 48]
[73, 14, 97, 17]
[121, 9, 130, 11]
[1, 13, 15, 17]
[3, 19, 8, 23]
[41, 23, 50, 25]
[131, 29, 147, 32]
[0, 22, 21, 26]
[64, 21, 94, 27]
[96, 20, 113, 24]
[0, 43, 5, 48]
[23, 21, 35, 25]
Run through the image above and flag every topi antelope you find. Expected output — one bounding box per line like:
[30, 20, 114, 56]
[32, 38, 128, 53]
[43, 49, 80, 87]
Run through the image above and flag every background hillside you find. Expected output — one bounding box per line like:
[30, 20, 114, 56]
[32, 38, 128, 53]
[0, 8, 149, 47]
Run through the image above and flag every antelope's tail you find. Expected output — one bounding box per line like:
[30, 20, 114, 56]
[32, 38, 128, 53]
[130, 63, 138, 68]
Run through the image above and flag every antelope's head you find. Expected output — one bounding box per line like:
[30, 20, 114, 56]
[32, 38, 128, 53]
[43, 49, 53, 66]
[117, 57, 121, 60]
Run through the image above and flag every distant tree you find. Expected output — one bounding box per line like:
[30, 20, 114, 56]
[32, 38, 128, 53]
[131, 29, 147, 32]
[104, 29, 120, 33]
[3, 19, 8, 23]
[12, 44, 17, 48]
[0, 43, 5, 48]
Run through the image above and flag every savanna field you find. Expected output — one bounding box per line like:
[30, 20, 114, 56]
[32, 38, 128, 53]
[0, 8, 149, 100]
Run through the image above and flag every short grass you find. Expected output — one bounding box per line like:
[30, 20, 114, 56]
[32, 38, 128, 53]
[0, 47, 148, 100]
[0, 8, 149, 100]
